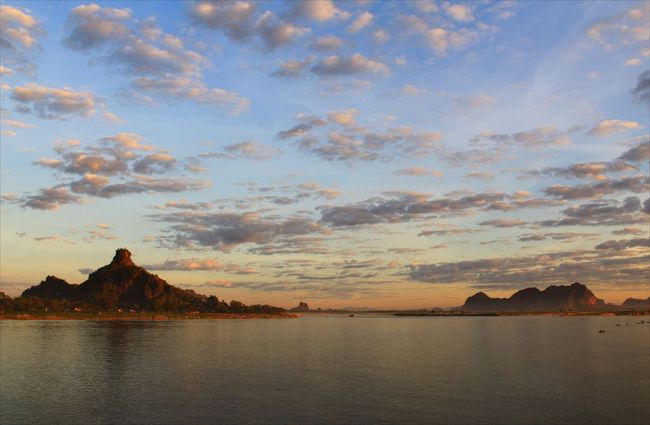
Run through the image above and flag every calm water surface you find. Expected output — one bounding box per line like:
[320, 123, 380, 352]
[1, 316, 649, 425]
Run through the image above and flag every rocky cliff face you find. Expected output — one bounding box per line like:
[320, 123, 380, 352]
[462, 282, 605, 312]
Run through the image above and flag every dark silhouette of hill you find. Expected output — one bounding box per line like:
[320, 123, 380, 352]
[11, 248, 285, 314]
[462, 282, 606, 312]
[290, 301, 310, 312]
[622, 297, 650, 310]
[22, 276, 75, 299]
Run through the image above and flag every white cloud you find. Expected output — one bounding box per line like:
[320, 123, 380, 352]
[311, 36, 343, 51]
[311, 53, 389, 76]
[402, 85, 428, 95]
[290, 0, 350, 22]
[444, 4, 475, 23]
[11, 83, 99, 120]
[588, 120, 641, 137]
[347, 12, 373, 34]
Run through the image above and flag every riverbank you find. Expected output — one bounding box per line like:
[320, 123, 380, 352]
[0, 312, 298, 320]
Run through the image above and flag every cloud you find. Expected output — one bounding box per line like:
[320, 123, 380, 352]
[409, 249, 649, 288]
[586, 4, 650, 51]
[277, 111, 442, 162]
[632, 70, 650, 103]
[91, 176, 210, 199]
[0, 5, 43, 74]
[240, 182, 341, 206]
[594, 238, 649, 251]
[195, 142, 281, 161]
[470, 127, 572, 149]
[327, 109, 358, 126]
[10, 83, 99, 120]
[398, 14, 495, 56]
[393, 167, 443, 177]
[465, 172, 495, 181]
[311, 36, 343, 51]
[452, 93, 497, 112]
[587, 119, 640, 137]
[132, 153, 177, 174]
[517, 232, 598, 243]
[373, 29, 390, 43]
[149, 209, 327, 252]
[224, 142, 281, 160]
[540, 196, 647, 227]
[444, 4, 475, 22]
[478, 218, 527, 228]
[543, 176, 649, 200]
[190, 2, 308, 50]
[289, 0, 349, 22]
[256, 11, 309, 50]
[188, 1, 257, 40]
[619, 139, 650, 163]
[155, 200, 213, 211]
[63, 3, 247, 112]
[401, 85, 428, 95]
[0, 110, 36, 139]
[142, 258, 225, 271]
[21, 186, 81, 210]
[347, 12, 373, 34]
[311, 54, 389, 76]
[433, 126, 577, 167]
[21, 133, 211, 209]
[535, 161, 637, 181]
[320, 191, 557, 227]
[63, 4, 131, 49]
[129, 76, 249, 113]
[612, 227, 645, 236]
[0, 65, 15, 76]
[271, 57, 314, 78]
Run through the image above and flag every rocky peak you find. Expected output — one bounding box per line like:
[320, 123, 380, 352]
[290, 301, 310, 312]
[111, 248, 135, 267]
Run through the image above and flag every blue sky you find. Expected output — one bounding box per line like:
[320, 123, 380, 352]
[1, 0, 649, 308]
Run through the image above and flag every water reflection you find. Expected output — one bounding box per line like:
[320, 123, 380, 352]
[1, 317, 649, 425]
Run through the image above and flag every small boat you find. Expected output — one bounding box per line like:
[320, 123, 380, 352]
[598, 330, 606, 333]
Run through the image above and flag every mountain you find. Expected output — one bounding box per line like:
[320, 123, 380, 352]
[622, 297, 650, 310]
[462, 282, 605, 312]
[16, 248, 285, 314]
[290, 301, 310, 312]
[22, 276, 75, 299]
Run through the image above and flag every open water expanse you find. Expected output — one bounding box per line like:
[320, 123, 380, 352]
[1, 315, 649, 425]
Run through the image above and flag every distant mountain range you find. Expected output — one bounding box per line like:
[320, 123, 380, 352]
[3, 248, 284, 314]
[461, 282, 646, 312]
[622, 297, 650, 309]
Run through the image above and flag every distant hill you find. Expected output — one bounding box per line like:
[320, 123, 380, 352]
[622, 297, 650, 310]
[290, 301, 310, 312]
[462, 282, 606, 312]
[11, 248, 285, 314]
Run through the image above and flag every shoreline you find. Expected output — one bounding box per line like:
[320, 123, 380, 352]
[392, 311, 650, 317]
[0, 312, 298, 321]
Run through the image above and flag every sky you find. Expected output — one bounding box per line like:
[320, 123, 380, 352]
[0, 0, 649, 309]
